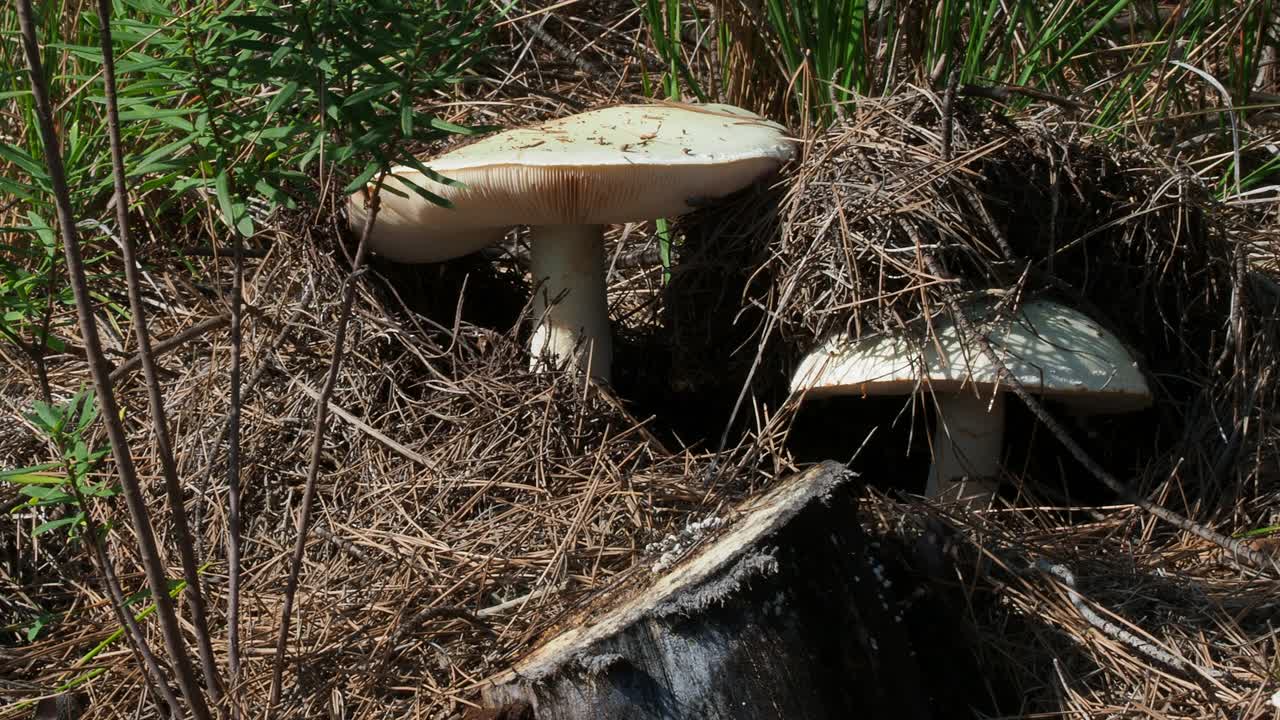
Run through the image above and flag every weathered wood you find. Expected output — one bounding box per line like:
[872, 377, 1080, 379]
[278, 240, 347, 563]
[478, 460, 936, 720]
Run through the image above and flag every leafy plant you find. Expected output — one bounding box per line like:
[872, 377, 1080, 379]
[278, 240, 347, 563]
[0, 211, 66, 355]
[3, 389, 114, 539]
[1, 0, 500, 349]
[66, 0, 502, 240]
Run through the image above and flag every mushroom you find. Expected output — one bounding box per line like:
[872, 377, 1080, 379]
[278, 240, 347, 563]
[347, 102, 797, 382]
[788, 297, 1153, 507]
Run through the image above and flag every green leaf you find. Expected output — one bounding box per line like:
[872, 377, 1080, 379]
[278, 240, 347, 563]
[342, 81, 400, 108]
[0, 463, 64, 485]
[428, 116, 475, 135]
[399, 155, 464, 189]
[76, 391, 99, 432]
[24, 211, 56, 253]
[394, 172, 455, 209]
[0, 143, 50, 182]
[25, 611, 51, 642]
[33, 515, 82, 537]
[20, 485, 74, 502]
[224, 14, 289, 35]
[30, 401, 63, 434]
[400, 101, 413, 137]
[214, 170, 254, 237]
[264, 81, 299, 117]
[342, 162, 381, 194]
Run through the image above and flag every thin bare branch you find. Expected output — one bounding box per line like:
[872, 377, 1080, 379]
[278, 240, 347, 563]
[268, 177, 384, 706]
[225, 169, 247, 694]
[91, 0, 225, 704]
[14, 2, 212, 716]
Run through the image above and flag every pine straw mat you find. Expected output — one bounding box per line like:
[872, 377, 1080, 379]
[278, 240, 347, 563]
[2, 83, 1280, 720]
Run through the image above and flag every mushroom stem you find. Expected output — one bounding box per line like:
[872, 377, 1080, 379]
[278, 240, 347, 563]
[528, 223, 612, 382]
[925, 390, 1005, 507]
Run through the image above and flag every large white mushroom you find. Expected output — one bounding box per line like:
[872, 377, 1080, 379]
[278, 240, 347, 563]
[789, 297, 1153, 507]
[348, 102, 797, 383]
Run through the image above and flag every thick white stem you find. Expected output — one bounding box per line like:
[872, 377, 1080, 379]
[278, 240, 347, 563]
[925, 391, 1005, 508]
[528, 224, 612, 382]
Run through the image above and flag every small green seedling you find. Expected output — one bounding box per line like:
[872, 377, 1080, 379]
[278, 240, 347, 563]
[3, 389, 115, 540]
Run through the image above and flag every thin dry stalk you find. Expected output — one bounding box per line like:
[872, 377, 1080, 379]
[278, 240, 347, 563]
[91, 0, 224, 705]
[268, 178, 383, 707]
[225, 162, 246, 695]
[13, 1, 211, 717]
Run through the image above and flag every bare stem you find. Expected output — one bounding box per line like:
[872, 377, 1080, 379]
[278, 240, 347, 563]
[58, 449, 184, 717]
[14, 3, 211, 717]
[34, 266, 57, 404]
[268, 179, 383, 706]
[91, 0, 224, 706]
[226, 198, 246, 688]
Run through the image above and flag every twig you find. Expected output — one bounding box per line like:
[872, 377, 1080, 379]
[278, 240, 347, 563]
[225, 177, 247, 693]
[1035, 559, 1225, 682]
[14, 3, 212, 717]
[313, 524, 375, 563]
[108, 314, 230, 383]
[477, 582, 567, 618]
[92, 0, 224, 706]
[941, 69, 960, 163]
[268, 175, 384, 706]
[35, 268, 56, 403]
[524, 13, 607, 78]
[936, 83, 1017, 263]
[288, 377, 441, 471]
[958, 83, 1088, 112]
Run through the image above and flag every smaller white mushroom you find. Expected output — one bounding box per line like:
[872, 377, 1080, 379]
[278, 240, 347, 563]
[789, 298, 1153, 507]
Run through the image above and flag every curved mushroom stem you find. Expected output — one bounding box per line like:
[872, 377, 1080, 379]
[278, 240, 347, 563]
[528, 223, 612, 382]
[925, 391, 1005, 508]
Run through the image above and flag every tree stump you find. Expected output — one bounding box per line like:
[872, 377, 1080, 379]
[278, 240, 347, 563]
[478, 460, 937, 720]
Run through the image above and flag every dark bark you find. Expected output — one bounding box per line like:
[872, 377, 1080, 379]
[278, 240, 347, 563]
[480, 461, 937, 720]
[91, 0, 224, 702]
[14, 2, 210, 716]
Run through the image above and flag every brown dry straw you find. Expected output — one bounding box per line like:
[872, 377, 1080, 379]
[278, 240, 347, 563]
[754, 86, 1277, 507]
[4, 3, 1279, 717]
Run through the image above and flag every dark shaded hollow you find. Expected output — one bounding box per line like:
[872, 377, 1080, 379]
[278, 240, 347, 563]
[609, 189, 794, 452]
[365, 245, 533, 337]
[785, 392, 1162, 509]
[478, 461, 1001, 719]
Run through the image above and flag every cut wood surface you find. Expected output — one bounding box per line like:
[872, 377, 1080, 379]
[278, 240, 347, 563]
[479, 460, 937, 720]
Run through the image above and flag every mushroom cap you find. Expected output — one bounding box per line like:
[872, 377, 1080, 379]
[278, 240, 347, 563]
[347, 102, 797, 263]
[789, 298, 1153, 414]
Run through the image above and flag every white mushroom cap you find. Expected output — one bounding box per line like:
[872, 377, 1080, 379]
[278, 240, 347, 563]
[347, 102, 797, 262]
[790, 298, 1153, 413]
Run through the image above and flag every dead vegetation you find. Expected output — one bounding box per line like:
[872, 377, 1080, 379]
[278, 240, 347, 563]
[2, 2, 1280, 719]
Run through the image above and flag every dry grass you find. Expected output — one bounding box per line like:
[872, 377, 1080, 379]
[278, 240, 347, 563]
[753, 85, 1280, 504]
[0, 202, 779, 718]
[748, 84, 1280, 718]
[2, 2, 1280, 719]
[861, 490, 1280, 719]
